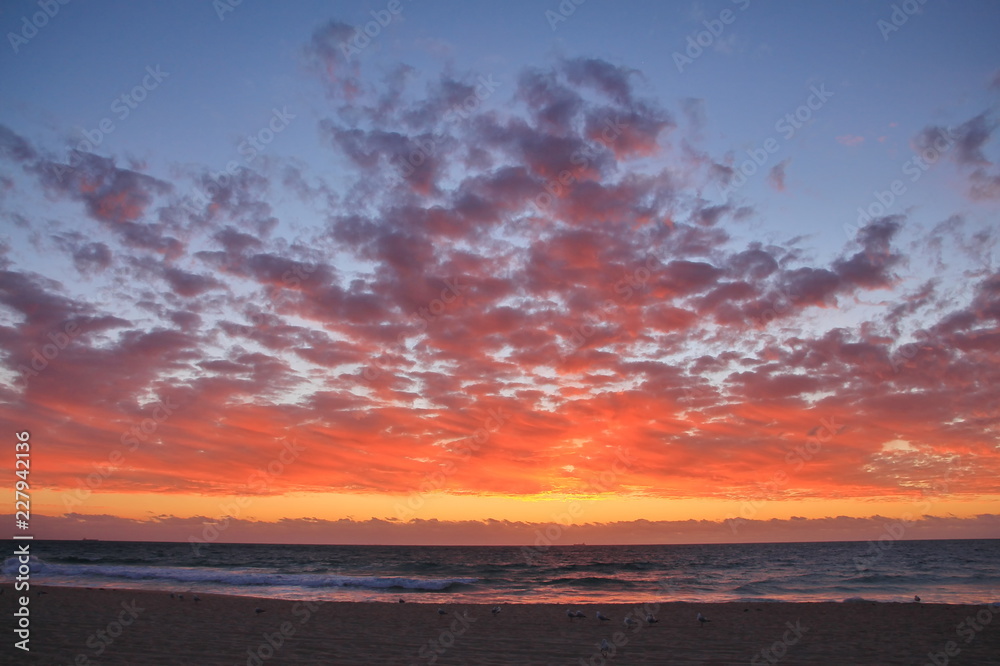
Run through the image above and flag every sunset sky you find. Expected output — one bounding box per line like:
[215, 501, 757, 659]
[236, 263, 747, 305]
[1, 0, 999, 545]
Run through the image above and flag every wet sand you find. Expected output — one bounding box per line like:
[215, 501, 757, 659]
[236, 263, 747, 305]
[4, 584, 999, 664]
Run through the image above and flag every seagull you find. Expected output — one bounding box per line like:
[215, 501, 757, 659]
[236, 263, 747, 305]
[624, 615, 639, 629]
[600, 638, 612, 656]
[255, 608, 266, 614]
[574, 610, 587, 619]
[178, 595, 184, 600]
[645, 613, 658, 625]
[697, 612, 710, 626]
[566, 609, 576, 621]
[491, 606, 502, 616]
[398, 598, 405, 603]
[914, 595, 921, 602]
[597, 610, 611, 621]
[438, 608, 448, 615]
[193, 595, 201, 602]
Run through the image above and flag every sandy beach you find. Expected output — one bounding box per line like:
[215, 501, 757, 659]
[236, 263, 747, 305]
[3, 584, 999, 664]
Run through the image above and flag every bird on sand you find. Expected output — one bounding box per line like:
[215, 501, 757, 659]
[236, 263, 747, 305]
[398, 598, 405, 603]
[624, 615, 639, 629]
[170, 593, 175, 599]
[491, 605, 502, 616]
[255, 608, 266, 614]
[193, 595, 201, 602]
[178, 594, 184, 600]
[438, 608, 448, 615]
[697, 612, 710, 626]
[645, 613, 658, 625]
[600, 639, 612, 656]
[914, 595, 921, 602]
[597, 610, 611, 621]
[566, 609, 575, 621]
[574, 610, 587, 619]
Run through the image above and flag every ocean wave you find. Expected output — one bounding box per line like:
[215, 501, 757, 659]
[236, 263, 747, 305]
[732, 581, 771, 594]
[49, 555, 107, 564]
[544, 562, 654, 574]
[539, 576, 643, 589]
[849, 571, 913, 584]
[1, 557, 477, 591]
[2, 554, 44, 573]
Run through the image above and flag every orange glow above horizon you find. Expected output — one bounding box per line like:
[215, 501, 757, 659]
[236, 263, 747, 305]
[36, 489, 1000, 525]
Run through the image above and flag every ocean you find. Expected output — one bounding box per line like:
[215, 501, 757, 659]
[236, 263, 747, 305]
[4, 539, 998, 606]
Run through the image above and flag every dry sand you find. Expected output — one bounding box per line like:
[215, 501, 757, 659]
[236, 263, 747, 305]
[3, 584, 999, 664]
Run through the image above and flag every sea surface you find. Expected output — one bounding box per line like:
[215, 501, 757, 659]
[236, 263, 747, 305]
[3, 539, 998, 605]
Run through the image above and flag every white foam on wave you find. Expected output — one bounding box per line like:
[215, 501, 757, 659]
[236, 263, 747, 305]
[1, 556, 476, 591]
